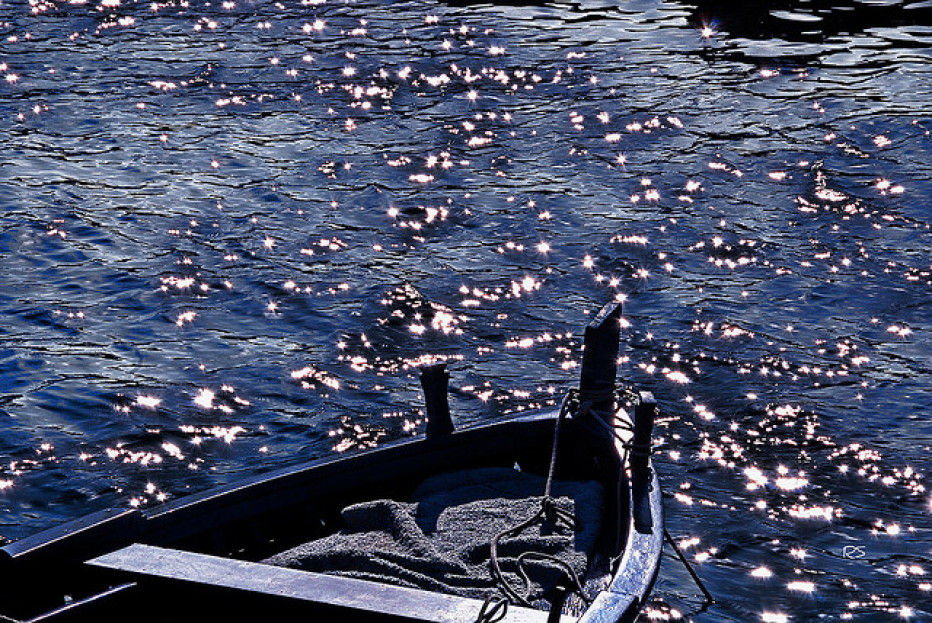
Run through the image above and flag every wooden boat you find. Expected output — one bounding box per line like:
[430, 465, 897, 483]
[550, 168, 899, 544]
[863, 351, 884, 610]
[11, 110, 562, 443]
[0, 304, 662, 622]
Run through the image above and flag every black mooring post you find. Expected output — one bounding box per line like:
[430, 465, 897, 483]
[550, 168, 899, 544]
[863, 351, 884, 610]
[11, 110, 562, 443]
[578, 302, 623, 416]
[577, 303, 624, 552]
[546, 575, 571, 623]
[631, 391, 657, 533]
[420, 363, 453, 439]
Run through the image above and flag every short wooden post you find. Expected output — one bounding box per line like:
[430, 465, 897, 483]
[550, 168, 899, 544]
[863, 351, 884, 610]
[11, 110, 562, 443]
[631, 391, 657, 533]
[420, 363, 453, 438]
[546, 574, 571, 623]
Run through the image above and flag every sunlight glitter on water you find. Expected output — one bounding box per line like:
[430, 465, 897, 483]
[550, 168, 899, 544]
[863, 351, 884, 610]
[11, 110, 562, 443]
[751, 566, 773, 579]
[1, 0, 931, 620]
[786, 580, 815, 594]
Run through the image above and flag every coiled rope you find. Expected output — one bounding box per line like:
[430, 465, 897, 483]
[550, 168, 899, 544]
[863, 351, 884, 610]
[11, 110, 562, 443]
[480, 386, 714, 623]
[485, 388, 635, 616]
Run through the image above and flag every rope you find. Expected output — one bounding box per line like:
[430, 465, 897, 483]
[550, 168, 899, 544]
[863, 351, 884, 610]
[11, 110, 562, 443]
[487, 386, 649, 611]
[567, 388, 637, 467]
[514, 552, 591, 607]
[488, 497, 588, 607]
[663, 528, 715, 604]
[628, 439, 653, 459]
[474, 594, 509, 623]
[543, 392, 574, 502]
[488, 390, 593, 609]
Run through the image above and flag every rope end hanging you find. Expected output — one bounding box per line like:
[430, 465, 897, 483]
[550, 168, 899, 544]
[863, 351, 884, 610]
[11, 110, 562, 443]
[664, 528, 715, 605]
[474, 594, 509, 623]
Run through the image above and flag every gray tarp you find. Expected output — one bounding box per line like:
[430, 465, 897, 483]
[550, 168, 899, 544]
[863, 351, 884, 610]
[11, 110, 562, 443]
[264, 466, 604, 607]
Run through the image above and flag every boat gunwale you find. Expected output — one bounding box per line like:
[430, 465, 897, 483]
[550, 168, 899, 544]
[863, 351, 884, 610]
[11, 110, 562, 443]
[1, 405, 663, 622]
[0, 409, 559, 566]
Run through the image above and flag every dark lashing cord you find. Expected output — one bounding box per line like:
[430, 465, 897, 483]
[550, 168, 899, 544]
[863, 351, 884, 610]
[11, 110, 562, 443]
[487, 388, 655, 618]
[488, 390, 599, 611]
[474, 594, 509, 623]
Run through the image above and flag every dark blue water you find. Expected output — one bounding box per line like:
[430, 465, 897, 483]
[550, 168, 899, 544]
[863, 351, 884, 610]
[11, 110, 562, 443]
[1, 1, 930, 620]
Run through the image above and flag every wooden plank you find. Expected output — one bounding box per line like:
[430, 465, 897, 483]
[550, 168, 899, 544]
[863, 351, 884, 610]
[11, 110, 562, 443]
[88, 544, 576, 623]
[574, 591, 639, 623]
[576, 466, 663, 623]
[607, 467, 664, 601]
[26, 583, 136, 622]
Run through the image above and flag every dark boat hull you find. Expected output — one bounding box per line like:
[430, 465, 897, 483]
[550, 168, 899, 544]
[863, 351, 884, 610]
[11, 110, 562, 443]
[2, 304, 662, 622]
[1, 406, 661, 622]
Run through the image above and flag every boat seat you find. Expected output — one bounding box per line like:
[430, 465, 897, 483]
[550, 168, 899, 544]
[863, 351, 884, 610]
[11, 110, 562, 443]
[88, 543, 576, 622]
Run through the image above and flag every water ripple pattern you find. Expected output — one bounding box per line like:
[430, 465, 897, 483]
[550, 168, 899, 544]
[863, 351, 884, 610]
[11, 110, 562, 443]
[1, 0, 930, 621]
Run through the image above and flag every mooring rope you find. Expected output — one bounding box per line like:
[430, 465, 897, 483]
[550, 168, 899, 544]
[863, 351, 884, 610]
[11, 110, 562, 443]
[487, 388, 631, 612]
[474, 594, 509, 623]
[568, 387, 638, 466]
[663, 527, 715, 604]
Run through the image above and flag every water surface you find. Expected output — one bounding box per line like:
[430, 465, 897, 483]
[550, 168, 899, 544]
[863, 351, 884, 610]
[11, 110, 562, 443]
[1, 1, 930, 620]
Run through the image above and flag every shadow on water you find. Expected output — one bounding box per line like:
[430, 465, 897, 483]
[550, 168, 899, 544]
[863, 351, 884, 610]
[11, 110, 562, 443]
[442, 0, 932, 36]
[686, 0, 932, 42]
[441, 0, 932, 65]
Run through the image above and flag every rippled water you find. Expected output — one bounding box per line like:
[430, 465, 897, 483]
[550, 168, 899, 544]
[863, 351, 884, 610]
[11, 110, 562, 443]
[1, 0, 930, 620]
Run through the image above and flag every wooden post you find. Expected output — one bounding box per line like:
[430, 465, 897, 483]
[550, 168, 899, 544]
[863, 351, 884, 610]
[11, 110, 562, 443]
[578, 302, 622, 415]
[546, 575, 570, 623]
[631, 391, 657, 533]
[420, 363, 453, 438]
[577, 303, 624, 551]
